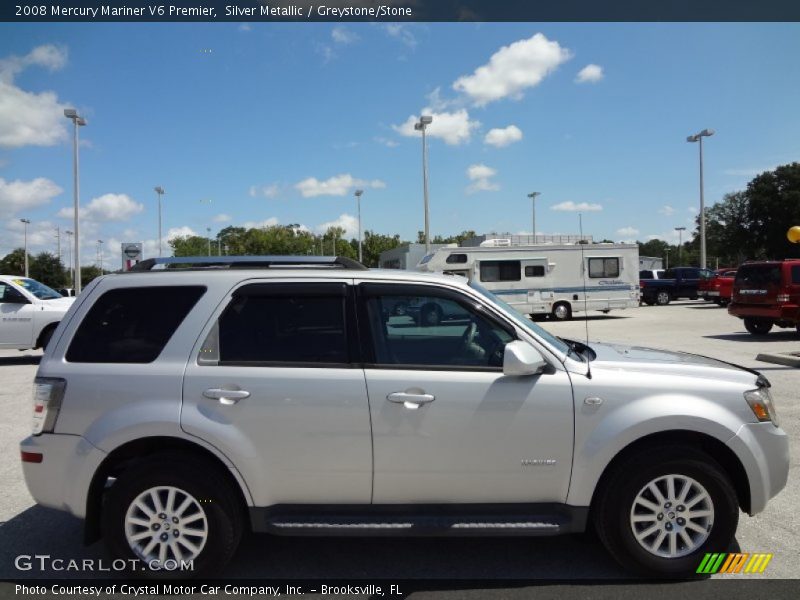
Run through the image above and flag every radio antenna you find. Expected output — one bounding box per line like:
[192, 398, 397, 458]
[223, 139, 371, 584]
[579, 213, 592, 379]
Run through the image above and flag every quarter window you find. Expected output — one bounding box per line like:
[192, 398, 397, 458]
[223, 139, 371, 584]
[588, 258, 620, 278]
[66, 286, 205, 363]
[480, 260, 521, 282]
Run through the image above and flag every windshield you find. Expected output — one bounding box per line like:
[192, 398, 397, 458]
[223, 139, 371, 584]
[469, 281, 570, 356]
[12, 278, 63, 300]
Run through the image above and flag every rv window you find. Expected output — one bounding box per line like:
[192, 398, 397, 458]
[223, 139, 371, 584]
[588, 258, 620, 278]
[480, 261, 521, 282]
[446, 253, 468, 264]
[524, 265, 545, 278]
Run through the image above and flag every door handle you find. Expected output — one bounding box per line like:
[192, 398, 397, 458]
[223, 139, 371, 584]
[203, 388, 250, 405]
[387, 391, 435, 410]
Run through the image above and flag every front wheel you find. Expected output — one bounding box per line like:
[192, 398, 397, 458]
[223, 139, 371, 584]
[744, 317, 773, 335]
[594, 447, 738, 576]
[103, 455, 243, 577]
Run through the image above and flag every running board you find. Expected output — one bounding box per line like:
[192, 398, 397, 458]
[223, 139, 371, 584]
[250, 504, 588, 537]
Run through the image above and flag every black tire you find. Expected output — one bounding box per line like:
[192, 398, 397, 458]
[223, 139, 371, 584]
[643, 300, 655, 306]
[420, 303, 442, 326]
[594, 446, 739, 577]
[655, 291, 671, 306]
[551, 302, 572, 321]
[103, 454, 244, 578]
[37, 325, 56, 351]
[743, 317, 773, 336]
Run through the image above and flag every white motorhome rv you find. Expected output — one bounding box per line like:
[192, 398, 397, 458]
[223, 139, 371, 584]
[417, 242, 640, 320]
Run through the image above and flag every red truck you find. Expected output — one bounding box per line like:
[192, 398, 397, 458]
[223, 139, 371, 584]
[698, 268, 737, 306]
[728, 259, 800, 335]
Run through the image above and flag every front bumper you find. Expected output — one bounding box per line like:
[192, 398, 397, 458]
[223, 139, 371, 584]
[20, 434, 107, 518]
[726, 422, 789, 515]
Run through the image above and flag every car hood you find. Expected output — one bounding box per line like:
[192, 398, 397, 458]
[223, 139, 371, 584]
[40, 296, 75, 310]
[586, 341, 760, 387]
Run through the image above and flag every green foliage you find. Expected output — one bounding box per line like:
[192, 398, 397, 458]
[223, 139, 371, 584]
[29, 252, 68, 289]
[81, 265, 103, 287]
[0, 248, 27, 275]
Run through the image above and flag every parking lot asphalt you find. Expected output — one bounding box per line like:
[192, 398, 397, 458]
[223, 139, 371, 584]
[0, 300, 797, 584]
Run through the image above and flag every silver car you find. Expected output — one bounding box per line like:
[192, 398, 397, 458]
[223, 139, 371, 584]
[20, 256, 788, 577]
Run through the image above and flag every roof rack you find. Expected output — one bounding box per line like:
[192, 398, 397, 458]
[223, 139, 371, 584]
[128, 255, 368, 272]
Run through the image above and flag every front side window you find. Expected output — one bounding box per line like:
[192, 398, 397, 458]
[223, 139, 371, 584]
[66, 286, 205, 363]
[363, 287, 514, 369]
[588, 258, 620, 278]
[480, 260, 521, 282]
[215, 286, 348, 365]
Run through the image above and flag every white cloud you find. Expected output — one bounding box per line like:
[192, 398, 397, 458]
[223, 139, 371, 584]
[0, 177, 62, 219]
[0, 45, 70, 148]
[332, 26, 358, 45]
[466, 163, 500, 194]
[658, 205, 675, 216]
[550, 201, 603, 212]
[484, 125, 523, 148]
[452, 33, 571, 106]
[374, 136, 399, 148]
[393, 109, 480, 146]
[213, 213, 232, 223]
[687, 206, 698, 214]
[238, 23, 252, 32]
[575, 64, 604, 84]
[616, 226, 639, 237]
[242, 217, 280, 229]
[58, 193, 144, 222]
[249, 184, 281, 198]
[295, 174, 385, 198]
[166, 226, 198, 240]
[383, 24, 417, 48]
[316, 213, 358, 238]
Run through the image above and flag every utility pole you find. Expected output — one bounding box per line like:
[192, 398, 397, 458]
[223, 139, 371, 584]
[65, 231, 73, 287]
[55, 226, 61, 264]
[20, 218, 31, 277]
[206, 227, 212, 256]
[675, 227, 686, 264]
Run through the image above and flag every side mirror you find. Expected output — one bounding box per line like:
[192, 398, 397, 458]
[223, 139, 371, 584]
[503, 340, 548, 377]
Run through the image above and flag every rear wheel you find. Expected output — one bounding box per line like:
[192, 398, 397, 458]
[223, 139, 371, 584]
[744, 317, 773, 336]
[594, 447, 738, 576]
[551, 302, 572, 321]
[655, 291, 671, 306]
[103, 455, 243, 577]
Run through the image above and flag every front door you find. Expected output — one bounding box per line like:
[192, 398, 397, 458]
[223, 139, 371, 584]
[358, 282, 574, 504]
[181, 280, 372, 507]
[0, 282, 34, 346]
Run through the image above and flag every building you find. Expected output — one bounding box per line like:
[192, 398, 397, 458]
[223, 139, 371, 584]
[378, 243, 451, 270]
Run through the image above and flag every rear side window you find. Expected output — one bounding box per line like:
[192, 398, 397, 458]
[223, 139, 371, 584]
[480, 260, 521, 282]
[215, 284, 348, 365]
[525, 265, 545, 277]
[588, 258, 620, 278]
[66, 286, 205, 363]
[446, 253, 468, 264]
[792, 265, 800, 284]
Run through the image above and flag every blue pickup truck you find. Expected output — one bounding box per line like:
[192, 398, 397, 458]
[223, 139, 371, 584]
[640, 266, 715, 305]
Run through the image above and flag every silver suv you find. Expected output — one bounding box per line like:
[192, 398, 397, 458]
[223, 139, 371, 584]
[20, 256, 788, 577]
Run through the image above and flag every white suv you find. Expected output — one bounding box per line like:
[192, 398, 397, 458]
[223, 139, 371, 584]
[0, 275, 75, 351]
[20, 256, 788, 577]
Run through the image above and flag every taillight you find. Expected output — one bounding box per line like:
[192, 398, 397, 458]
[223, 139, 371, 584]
[32, 377, 66, 435]
[776, 294, 789, 303]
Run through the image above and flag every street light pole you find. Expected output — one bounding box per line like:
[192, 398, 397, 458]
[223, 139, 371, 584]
[65, 231, 73, 287]
[687, 129, 714, 269]
[64, 109, 86, 293]
[154, 186, 165, 257]
[97, 240, 104, 272]
[415, 115, 433, 254]
[20, 218, 30, 277]
[675, 227, 686, 265]
[354, 189, 364, 263]
[527, 192, 541, 244]
[206, 227, 212, 256]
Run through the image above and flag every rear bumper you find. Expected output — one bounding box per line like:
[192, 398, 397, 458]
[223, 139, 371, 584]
[20, 434, 106, 518]
[726, 422, 789, 515]
[728, 303, 799, 322]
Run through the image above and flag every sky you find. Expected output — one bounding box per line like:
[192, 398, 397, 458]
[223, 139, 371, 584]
[1, 22, 799, 267]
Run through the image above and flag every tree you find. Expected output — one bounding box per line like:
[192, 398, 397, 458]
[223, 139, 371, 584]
[80, 265, 103, 287]
[30, 252, 68, 289]
[170, 235, 214, 257]
[0, 248, 29, 276]
[358, 231, 404, 267]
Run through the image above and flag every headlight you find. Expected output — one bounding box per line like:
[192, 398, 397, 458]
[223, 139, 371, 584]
[745, 387, 779, 427]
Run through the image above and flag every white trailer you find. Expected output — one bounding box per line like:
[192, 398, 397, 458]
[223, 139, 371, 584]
[417, 243, 640, 320]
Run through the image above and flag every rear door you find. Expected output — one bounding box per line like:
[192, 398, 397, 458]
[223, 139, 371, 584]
[181, 280, 373, 507]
